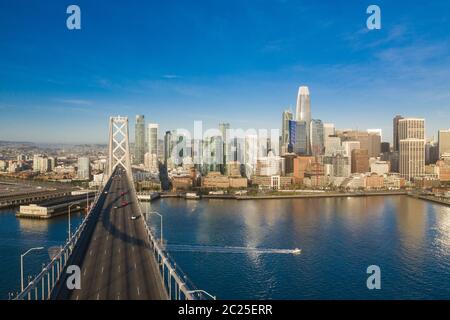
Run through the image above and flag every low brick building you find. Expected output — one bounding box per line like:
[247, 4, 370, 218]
[365, 173, 384, 189]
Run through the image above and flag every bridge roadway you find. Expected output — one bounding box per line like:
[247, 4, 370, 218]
[52, 169, 167, 300]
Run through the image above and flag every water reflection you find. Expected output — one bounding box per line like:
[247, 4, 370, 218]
[147, 195, 450, 299]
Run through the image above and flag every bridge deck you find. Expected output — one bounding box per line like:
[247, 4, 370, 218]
[52, 171, 167, 300]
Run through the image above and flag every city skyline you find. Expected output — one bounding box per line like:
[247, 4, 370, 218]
[1, 1, 450, 143]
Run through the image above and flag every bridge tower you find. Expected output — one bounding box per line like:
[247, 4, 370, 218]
[107, 116, 133, 178]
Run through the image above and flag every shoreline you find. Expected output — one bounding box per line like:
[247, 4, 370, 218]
[159, 190, 408, 200]
[157, 191, 450, 206]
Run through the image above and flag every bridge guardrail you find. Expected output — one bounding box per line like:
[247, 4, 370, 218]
[129, 173, 216, 300]
[13, 171, 215, 300]
[13, 177, 108, 300]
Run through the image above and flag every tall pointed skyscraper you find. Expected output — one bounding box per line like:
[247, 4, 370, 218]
[295, 86, 311, 155]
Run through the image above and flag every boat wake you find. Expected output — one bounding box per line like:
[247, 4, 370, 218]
[165, 244, 301, 255]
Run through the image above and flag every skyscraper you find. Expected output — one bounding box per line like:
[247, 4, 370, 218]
[438, 129, 450, 157]
[393, 115, 404, 152]
[289, 120, 308, 155]
[281, 110, 293, 155]
[164, 130, 172, 165]
[148, 123, 159, 156]
[134, 115, 145, 165]
[310, 119, 324, 156]
[295, 86, 311, 155]
[399, 118, 425, 180]
[146, 123, 159, 171]
[219, 123, 230, 173]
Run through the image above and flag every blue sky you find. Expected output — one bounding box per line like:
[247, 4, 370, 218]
[0, 0, 449, 143]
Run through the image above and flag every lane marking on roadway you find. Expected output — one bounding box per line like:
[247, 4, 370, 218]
[89, 250, 92, 256]
[137, 287, 140, 296]
[96, 293, 100, 300]
[134, 263, 137, 270]
[101, 266, 104, 274]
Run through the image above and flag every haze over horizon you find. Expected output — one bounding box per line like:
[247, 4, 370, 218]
[1, 1, 450, 144]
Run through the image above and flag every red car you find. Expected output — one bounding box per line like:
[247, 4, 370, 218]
[121, 201, 128, 207]
[120, 191, 126, 196]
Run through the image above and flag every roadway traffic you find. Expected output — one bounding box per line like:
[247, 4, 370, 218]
[52, 168, 167, 300]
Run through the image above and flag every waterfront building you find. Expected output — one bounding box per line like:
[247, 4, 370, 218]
[351, 149, 369, 173]
[171, 175, 194, 191]
[384, 173, 404, 190]
[393, 115, 404, 152]
[438, 129, 450, 158]
[436, 160, 450, 181]
[77, 157, 91, 180]
[295, 86, 311, 155]
[251, 175, 293, 190]
[365, 173, 385, 189]
[201, 172, 247, 189]
[414, 176, 440, 189]
[399, 118, 425, 180]
[134, 115, 145, 165]
[340, 174, 365, 190]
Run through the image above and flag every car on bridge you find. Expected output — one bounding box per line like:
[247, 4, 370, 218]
[121, 201, 129, 207]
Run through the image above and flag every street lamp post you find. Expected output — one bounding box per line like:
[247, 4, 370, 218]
[20, 247, 44, 291]
[149, 211, 163, 246]
[68, 203, 80, 240]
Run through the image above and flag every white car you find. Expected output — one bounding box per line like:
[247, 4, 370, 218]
[131, 215, 137, 220]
